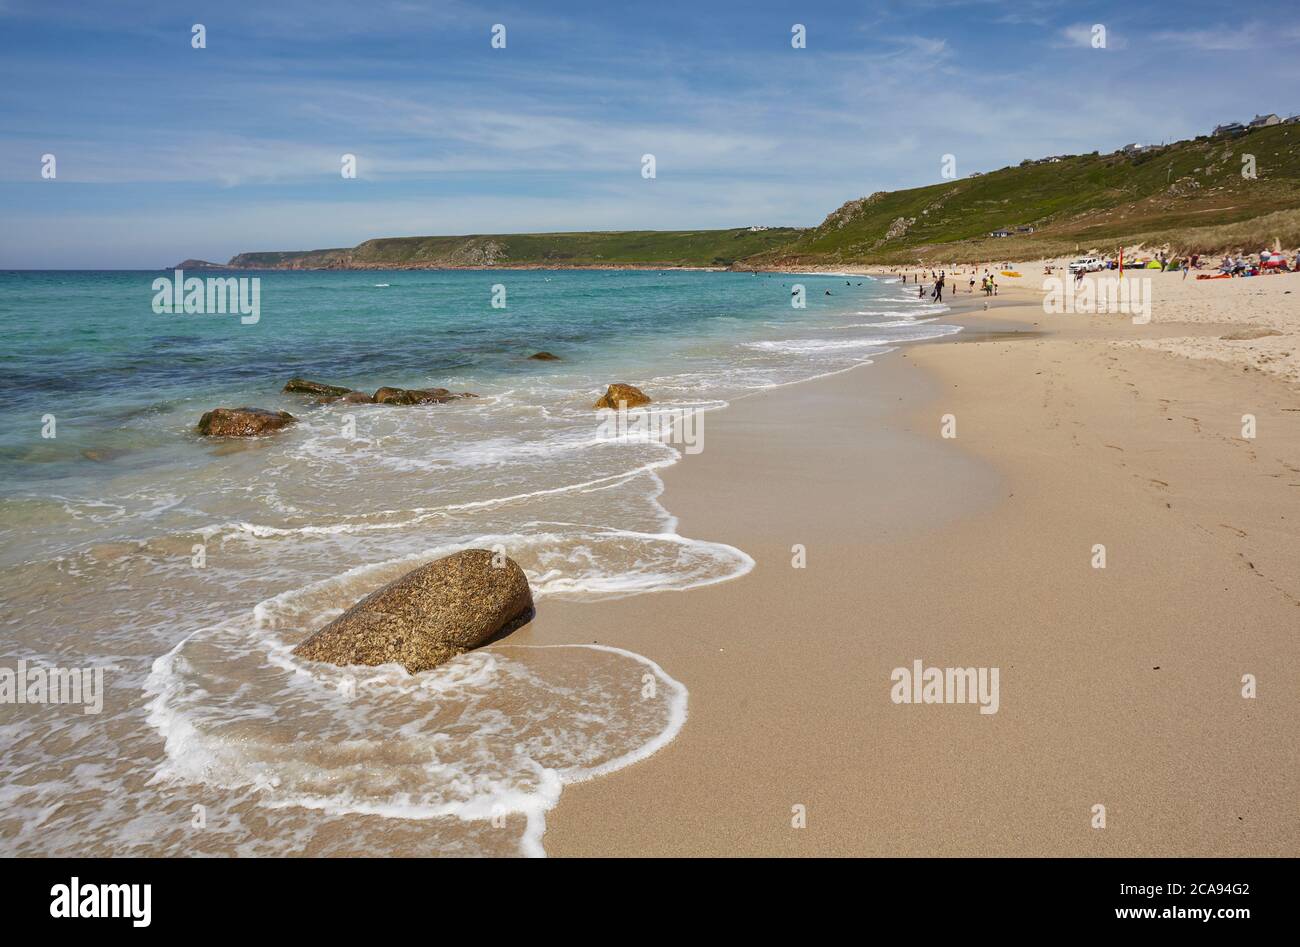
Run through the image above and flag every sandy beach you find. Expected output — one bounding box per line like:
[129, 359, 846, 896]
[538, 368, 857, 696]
[517, 268, 1300, 856]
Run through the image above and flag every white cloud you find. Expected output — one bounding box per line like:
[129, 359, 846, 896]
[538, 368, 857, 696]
[1150, 24, 1288, 51]
[1054, 22, 1126, 50]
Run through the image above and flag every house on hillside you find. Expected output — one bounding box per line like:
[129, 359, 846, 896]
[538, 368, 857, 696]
[1285, 115, 1300, 126]
[1213, 122, 1247, 137]
[1016, 226, 1035, 234]
[989, 229, 1011, 238]
[1248, 114, 1281, 128]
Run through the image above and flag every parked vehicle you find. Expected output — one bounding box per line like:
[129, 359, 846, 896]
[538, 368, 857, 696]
[1068, 257, 1105, 273]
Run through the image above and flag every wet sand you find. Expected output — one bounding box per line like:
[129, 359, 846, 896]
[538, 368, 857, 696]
[512, 278, 1300, 856]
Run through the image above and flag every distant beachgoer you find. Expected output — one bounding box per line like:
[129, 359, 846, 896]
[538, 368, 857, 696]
[1181, 260, 1190, 280]
[918, 284, 925, 298]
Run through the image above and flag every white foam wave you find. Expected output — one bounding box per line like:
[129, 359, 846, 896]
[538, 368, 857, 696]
[744, 337, 892, 354]
[143, 616, 689, 857]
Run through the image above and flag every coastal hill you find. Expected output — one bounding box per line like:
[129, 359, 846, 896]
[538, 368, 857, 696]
[750, 122, 1300, 266]
[218, 229, 803, 270]
[195, 123, 1299, 271]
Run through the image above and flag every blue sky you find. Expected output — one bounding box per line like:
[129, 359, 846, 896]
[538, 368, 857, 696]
[2, 0, 1297, 267]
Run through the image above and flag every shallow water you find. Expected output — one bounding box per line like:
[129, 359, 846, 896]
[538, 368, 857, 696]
[0, 269, 955, 855]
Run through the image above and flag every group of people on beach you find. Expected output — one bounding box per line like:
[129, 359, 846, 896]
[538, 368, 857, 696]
[902, 267, 1001, 300]
[1216, 250, 1300, 276]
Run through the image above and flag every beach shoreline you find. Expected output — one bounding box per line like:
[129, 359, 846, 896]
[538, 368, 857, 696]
[4, 266, 1296, 858]
[525, 268, 1299, 856]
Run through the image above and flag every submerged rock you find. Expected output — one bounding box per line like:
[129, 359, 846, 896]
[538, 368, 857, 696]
[81, 447, 128, 462]
[283, 377, 476, 406]
[283, 378, 353, 397]
[292, 549, 534, 674]
[372, 386, 477, 405]
[197, 407, 296, 437]
[528, 351, 561, 361]
[594, 383, 651, 410]
[373, 386, 456, 405]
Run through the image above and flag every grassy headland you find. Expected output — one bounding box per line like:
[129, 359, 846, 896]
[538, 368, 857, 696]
[222, 228, 804, 270]
[198, 123, 1300, 271]
[748, 122, 1300, 266]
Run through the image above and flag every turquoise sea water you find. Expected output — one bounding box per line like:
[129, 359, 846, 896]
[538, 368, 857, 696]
[0, 268, 956, 855]
[2, 269, 942, 478]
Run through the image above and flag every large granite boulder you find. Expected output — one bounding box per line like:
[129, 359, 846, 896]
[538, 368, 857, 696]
[197, 407, 296, 437]
[283, 378, 353, 397]
[528, 351, 561, 361]
[594, 383, 651, 410]
[292, 549, 534, 674]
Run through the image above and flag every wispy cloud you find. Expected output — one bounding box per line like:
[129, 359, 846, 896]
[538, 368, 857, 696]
[1053, 22, 1126, 49]
[1151, 24, 1297, 51]
[0, 0, 1294, 266]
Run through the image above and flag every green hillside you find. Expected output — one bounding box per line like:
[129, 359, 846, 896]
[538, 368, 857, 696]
[212, 123, 1300, 271]
[747, 122, 1300, 266]
[227, 228, 803, 269]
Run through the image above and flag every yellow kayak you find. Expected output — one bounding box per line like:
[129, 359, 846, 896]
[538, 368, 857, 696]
[1000, 270, 1022, 278]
